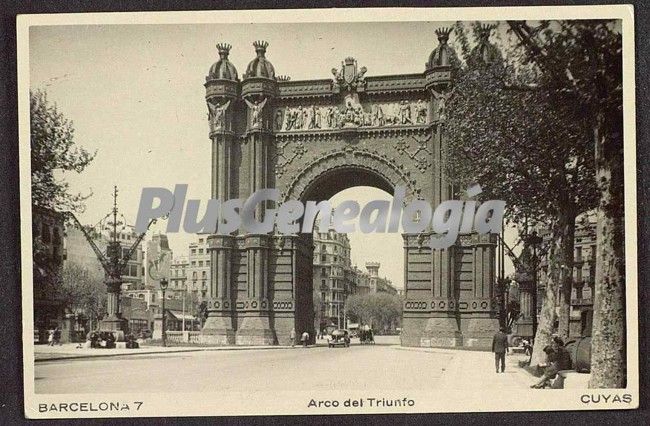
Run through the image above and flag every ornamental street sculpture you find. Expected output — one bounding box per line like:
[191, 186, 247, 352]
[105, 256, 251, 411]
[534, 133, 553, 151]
[200, 27, 500, 348]
[65, 186, 158, 344]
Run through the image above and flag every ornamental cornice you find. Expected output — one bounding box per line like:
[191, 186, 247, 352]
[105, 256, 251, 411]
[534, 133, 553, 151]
[277, 79, 334, 99]
[275, 73, 428, 100]
[273, 124, 433, 141]
[364, 73, 427, 94]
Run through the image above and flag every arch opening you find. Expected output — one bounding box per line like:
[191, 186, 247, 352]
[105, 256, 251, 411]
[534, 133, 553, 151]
[291, 166, 404, 340]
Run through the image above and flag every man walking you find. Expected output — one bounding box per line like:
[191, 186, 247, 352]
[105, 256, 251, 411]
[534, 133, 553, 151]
[301, 331, 309, 348]
[492, 327, 509, 373]
[290, 328, 296, 348]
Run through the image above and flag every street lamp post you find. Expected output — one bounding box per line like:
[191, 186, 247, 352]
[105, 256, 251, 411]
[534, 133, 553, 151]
[182, 285, 186, 332]
[526, 231, 544, 342]
[160, 278, 168, 347]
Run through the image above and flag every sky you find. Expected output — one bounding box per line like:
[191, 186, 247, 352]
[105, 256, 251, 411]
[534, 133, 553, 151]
[29, 21, 517, 288]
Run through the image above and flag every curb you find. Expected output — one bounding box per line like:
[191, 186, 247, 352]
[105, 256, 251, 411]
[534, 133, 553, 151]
[35, 344, 321, 362]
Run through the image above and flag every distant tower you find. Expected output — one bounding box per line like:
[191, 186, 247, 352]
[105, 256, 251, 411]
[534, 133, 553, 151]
[365, 262, 380, 277]
[366, 262, 380, 293]
[146, 233, 173, 290]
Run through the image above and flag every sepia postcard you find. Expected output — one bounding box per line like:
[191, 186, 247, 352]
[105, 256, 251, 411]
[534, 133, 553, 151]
[18, 5, 638, 419]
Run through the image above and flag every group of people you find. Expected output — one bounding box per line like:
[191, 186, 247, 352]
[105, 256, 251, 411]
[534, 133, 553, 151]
[358, 327, 375, 344]
[492, 326, 573, 388]
[76, 331, 140, 349]
[289, 329, 310, 348]
[84, 331, 116, 349]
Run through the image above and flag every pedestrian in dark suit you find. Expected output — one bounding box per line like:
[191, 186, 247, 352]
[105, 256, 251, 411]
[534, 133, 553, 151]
[492, 327, 509, 373]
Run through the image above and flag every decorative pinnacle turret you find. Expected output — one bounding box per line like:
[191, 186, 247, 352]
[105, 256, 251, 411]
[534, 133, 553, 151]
[478, 24, 497, 39]
[216, 43, 232, 58]
[435, 27, 452, 44]
[253, 40, 269, 54]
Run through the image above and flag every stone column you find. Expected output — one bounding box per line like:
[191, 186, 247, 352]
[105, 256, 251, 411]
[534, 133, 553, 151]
[463, 233, 500, 349]
[202, 72, 238, 343]
[236, 73, 278, 345]
[403, 25, 461, 348]
[424, 244, 462, 347]
[202, 235, 236, 344]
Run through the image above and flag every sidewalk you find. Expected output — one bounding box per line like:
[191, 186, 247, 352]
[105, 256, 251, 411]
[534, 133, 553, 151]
[393, 346, 537, 389]
[33, 342, 314, 362]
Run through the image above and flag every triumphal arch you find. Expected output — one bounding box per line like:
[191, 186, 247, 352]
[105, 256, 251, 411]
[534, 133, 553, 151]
[201, 27, 499, 348]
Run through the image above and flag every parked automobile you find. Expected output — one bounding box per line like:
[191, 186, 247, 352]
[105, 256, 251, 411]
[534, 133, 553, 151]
[328, 329, 350, 348]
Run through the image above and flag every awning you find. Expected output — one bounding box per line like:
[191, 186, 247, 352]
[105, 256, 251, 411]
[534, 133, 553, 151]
[167, 310, 196, 321]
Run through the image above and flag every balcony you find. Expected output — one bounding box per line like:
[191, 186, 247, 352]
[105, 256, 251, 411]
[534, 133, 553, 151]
[570, 297, 593, 306]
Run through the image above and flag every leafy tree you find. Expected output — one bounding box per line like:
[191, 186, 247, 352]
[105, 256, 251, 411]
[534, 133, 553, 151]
[445, 22, 598, 365]
[57, 262, 107, 329]
[344, 294, 368, 325]
[507, 20, 625, 388]
[30, 89, 95, 213]
[345, 293, 402, 331]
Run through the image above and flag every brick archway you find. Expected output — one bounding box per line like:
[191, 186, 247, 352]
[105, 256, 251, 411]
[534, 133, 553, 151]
[201, 42, 499, 348]
[282, 146, 423, 204]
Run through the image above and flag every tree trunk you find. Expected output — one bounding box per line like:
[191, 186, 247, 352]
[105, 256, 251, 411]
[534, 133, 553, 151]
[589, 115, 626, 388]
[530, 210, 575, 366]
[556, 209, 576, 342]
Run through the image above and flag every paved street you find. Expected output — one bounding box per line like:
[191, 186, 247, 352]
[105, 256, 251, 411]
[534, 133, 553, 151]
[34, 338, 535, 394]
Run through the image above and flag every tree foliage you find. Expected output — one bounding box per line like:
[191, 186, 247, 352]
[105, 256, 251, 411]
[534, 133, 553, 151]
[445, 23, 598, 225]
[57, 262, 107, 322]
[507, 20, 625, 388]
[30, 89, 95, 213]
[444, 21, 608, 363]
[345, 293, 402, 331]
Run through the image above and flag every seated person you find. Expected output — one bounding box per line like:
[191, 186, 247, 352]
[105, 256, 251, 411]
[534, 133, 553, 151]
[531, 340, 573, 389]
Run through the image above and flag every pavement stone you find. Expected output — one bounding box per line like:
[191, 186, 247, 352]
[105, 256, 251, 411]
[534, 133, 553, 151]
[393, 346, 537, 389]
[33, 342, 316, 362]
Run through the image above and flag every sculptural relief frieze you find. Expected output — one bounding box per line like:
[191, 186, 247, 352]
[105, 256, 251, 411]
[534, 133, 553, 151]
[273, 99, 429, 132]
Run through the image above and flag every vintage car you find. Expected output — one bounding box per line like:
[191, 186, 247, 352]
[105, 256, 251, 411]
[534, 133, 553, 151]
[328, 329, 351, 348]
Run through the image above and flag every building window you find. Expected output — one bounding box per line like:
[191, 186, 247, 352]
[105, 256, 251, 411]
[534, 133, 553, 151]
[198, 261, 203, 267]
[198, 248, 203, 254]
[191, 261, 196, 266]
[192, 272, 197, 280]
[321, 254, 326, 262]
[322, 267, 326, 276]
[202, 271, 207, 279]
[199, 238, 204, 244]
[191, 249, 196, 255]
